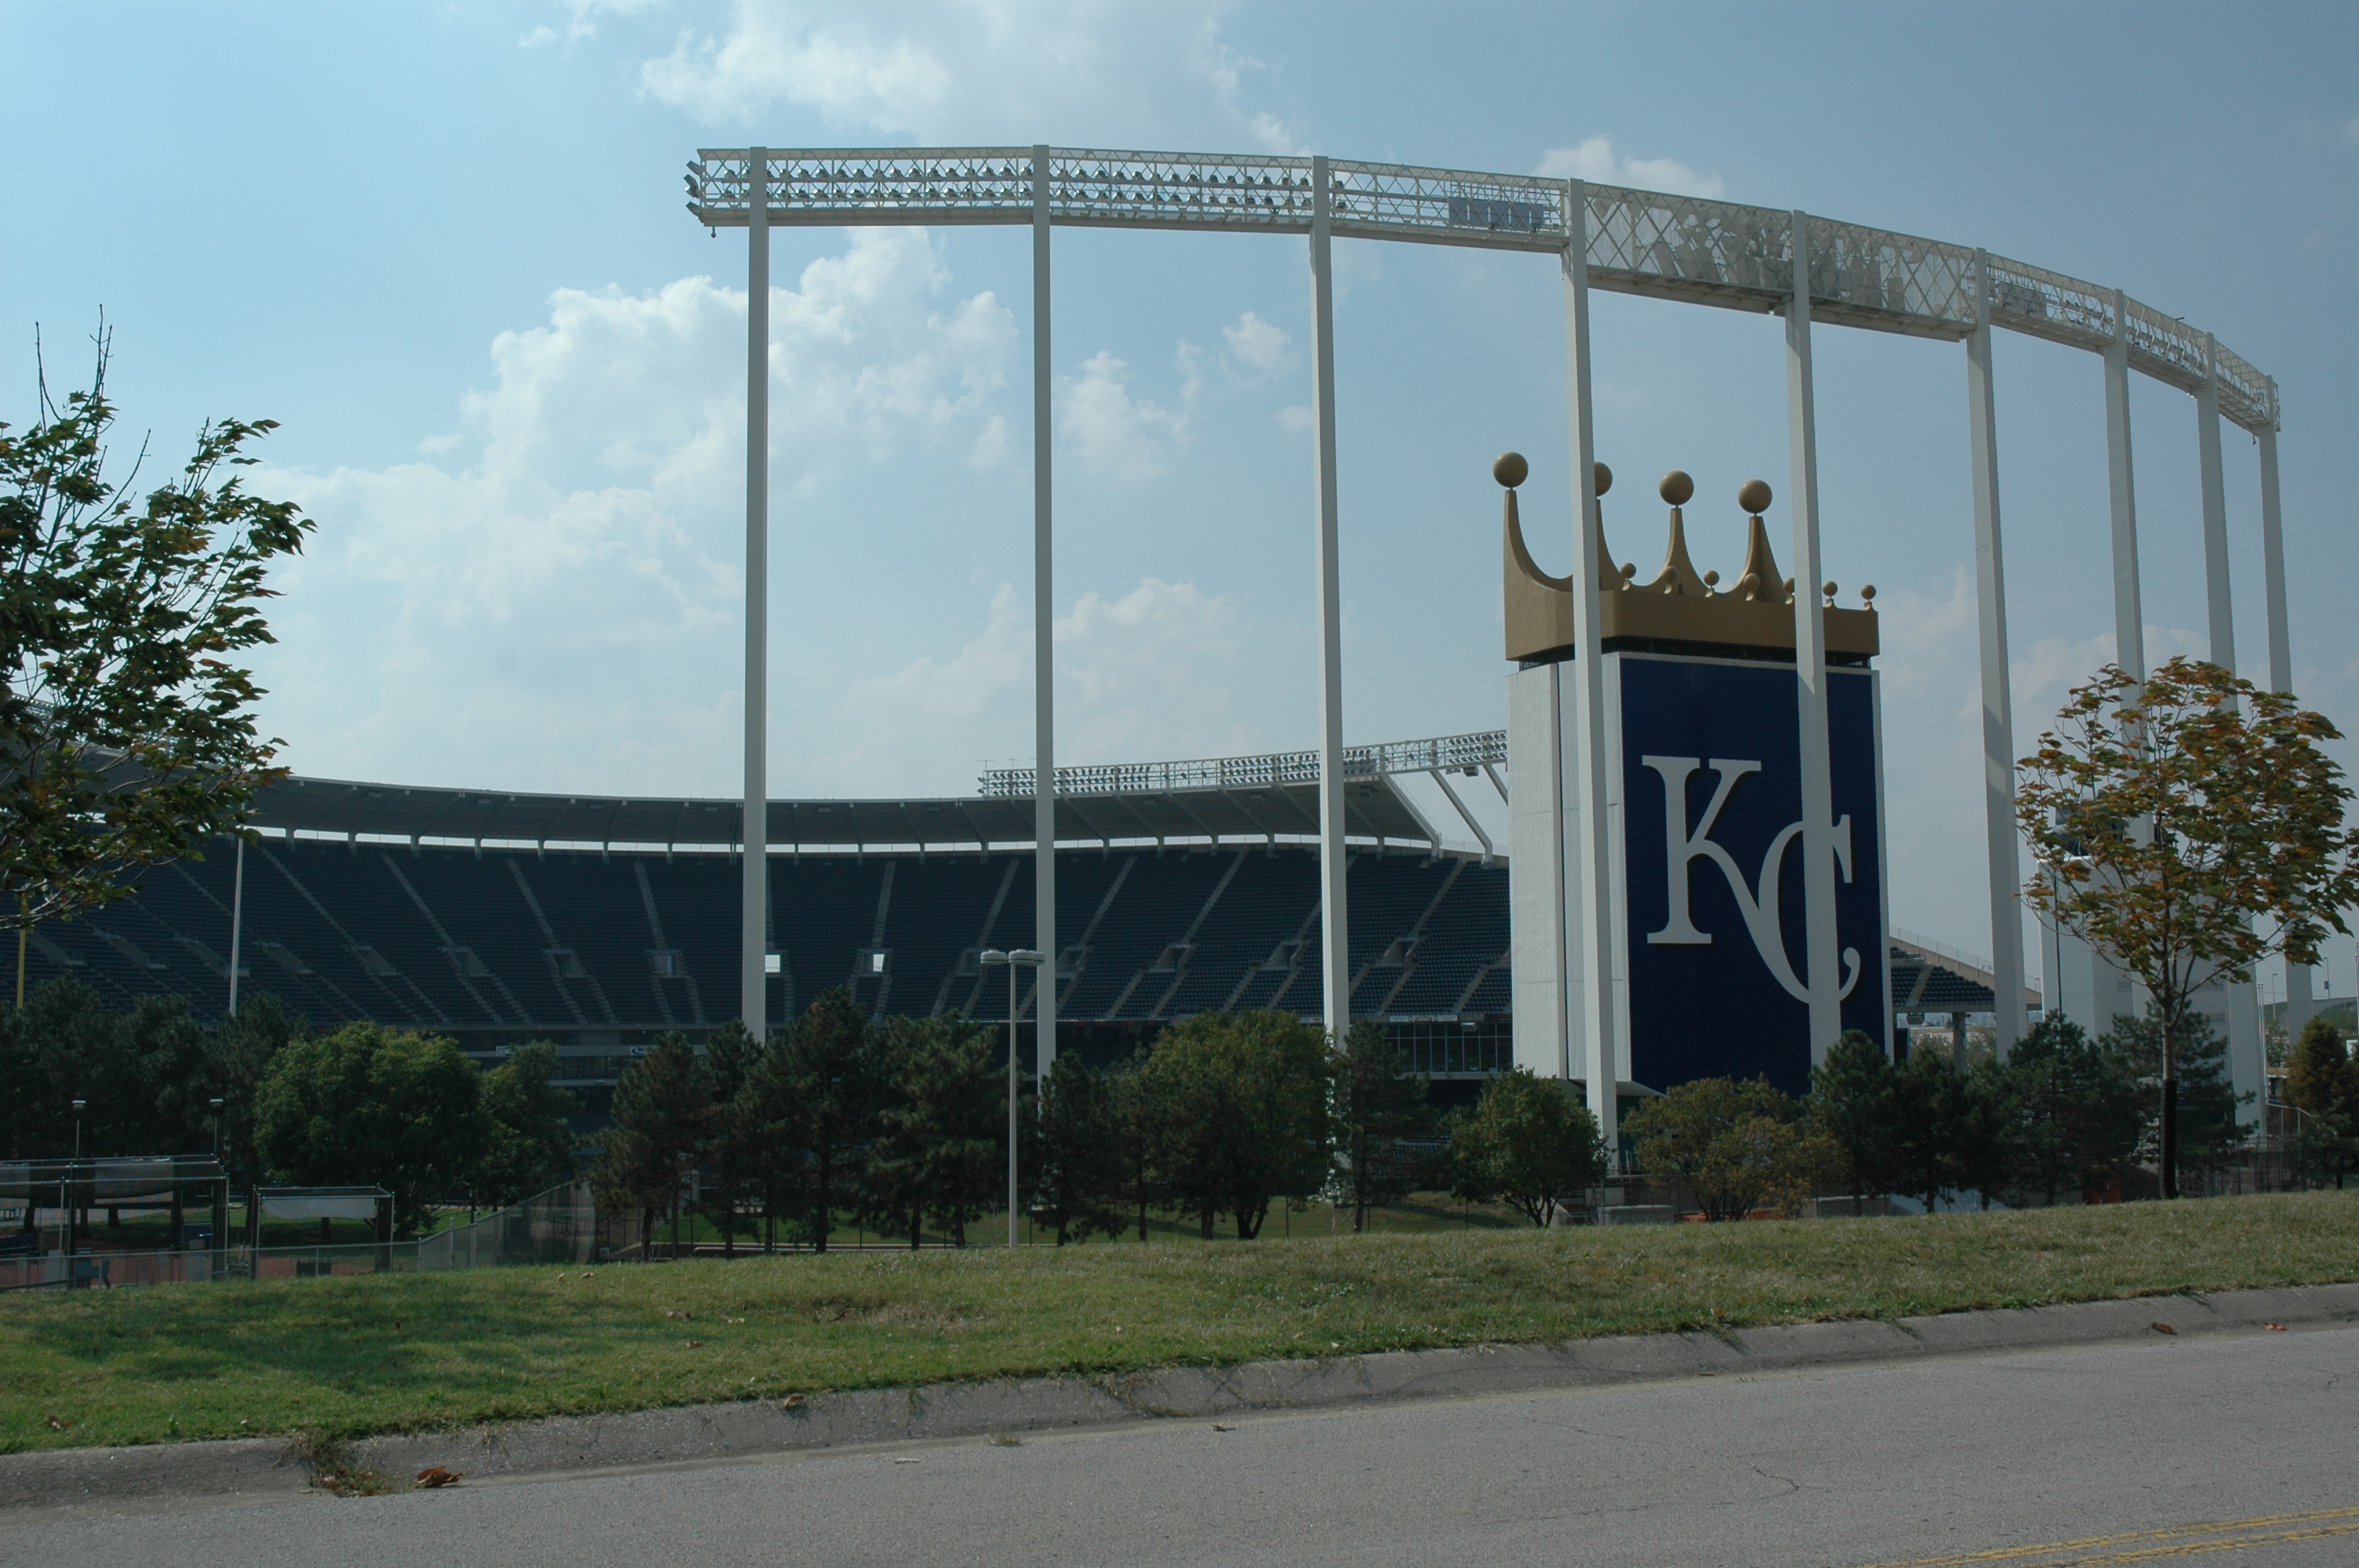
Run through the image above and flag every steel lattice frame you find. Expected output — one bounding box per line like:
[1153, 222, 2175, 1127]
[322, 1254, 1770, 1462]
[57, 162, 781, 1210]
[686, 147, 2277, 430]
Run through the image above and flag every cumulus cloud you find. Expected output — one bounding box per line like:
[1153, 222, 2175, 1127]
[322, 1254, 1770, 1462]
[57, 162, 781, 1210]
[249, 230, 1016, 795]
[1059, 347, 1198, 483]
[1536, 136, 1725, 198]
[638, 0, 1298, 151]
[833, 576, 1276, 790]
[1222, 310, 1289, 376]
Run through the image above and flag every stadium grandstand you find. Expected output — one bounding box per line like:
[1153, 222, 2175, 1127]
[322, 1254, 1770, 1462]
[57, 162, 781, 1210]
[18, 730, 2017, 1115]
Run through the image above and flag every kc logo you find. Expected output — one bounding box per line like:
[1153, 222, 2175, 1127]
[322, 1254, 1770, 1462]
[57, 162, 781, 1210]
[1640, 756, 1860, 1004]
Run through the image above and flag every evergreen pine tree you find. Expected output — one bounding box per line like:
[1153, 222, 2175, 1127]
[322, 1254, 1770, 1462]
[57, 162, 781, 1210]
[1027, 1052, 1123, 1244]
[590, 1031, 711, 1255]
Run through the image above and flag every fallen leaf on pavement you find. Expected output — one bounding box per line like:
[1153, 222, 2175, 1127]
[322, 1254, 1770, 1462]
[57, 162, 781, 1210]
[2151, 1322, 2176, 1334]
[415, 1467, 463, 1489]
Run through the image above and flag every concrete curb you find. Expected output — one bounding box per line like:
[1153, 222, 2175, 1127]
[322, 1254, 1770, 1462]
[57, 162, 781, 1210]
[7, 1281, 2355, 1515]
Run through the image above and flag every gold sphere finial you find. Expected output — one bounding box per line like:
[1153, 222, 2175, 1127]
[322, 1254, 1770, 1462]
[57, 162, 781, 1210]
[1860, 584, 1877, 604]
[1738, 478, 1772, 515]
[1493, 452, 1529, 488]
[1659, 470, 1694, 506]
[1594, 462, 1612, 497]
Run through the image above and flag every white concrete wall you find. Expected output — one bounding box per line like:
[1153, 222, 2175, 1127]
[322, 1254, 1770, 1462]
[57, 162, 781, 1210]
[1508, 662, 1567, 1077]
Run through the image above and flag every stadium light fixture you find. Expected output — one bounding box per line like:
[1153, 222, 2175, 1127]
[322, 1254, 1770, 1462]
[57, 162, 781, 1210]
[980, 948, 1045, 1247]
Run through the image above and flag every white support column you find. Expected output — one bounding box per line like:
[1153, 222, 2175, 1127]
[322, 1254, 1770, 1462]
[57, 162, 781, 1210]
[2197, 344, 2260, 1117]
[740, 148, 771, 1040]
[2259, 407, 2314, 1032]
[1785, 212, 1842, 1062]
[2105, 289, 2146, 681]
[1965, 250, 2029, 1054]
[2197, 336, 2237, 676]
[226, 836, 245, 1015]
[1031, 145, 1059, 1077]
[1561, 179, 1618, 1145]
[1308, 154, 1350, 1037]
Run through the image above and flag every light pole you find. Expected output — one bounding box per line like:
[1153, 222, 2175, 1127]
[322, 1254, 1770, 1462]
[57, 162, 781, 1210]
[980, 949, 1045, 1247]
[67, 1098, 85, 1263]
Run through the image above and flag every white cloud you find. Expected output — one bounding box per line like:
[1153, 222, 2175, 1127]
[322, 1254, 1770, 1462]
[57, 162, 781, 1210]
[638, 1, 1297, 151]
[833, 576, 1276, 790]
[1059, 348, 1194, 483]
[1222, 310, 1289, 376]
[249, 230, 1016, 795]
[1536, 136, 1725, 198]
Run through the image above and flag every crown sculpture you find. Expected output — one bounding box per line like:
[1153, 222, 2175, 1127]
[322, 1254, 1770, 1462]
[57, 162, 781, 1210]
[1496, 452, 1878, 664]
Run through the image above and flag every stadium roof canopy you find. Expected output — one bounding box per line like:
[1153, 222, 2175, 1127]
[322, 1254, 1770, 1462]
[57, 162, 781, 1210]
[250, 731, 1507, 854]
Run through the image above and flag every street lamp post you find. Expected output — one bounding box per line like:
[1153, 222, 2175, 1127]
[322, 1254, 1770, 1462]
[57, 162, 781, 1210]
[67, 1098, 85, 1265]
[980, 949, 1045, 1247]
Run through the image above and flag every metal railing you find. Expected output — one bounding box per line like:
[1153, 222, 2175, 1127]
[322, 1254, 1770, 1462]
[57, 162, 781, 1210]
[979, 730, 1505, 799]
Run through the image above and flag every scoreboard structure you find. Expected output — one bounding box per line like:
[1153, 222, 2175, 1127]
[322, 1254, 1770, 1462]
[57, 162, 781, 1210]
[1503, 459, 1889, 1102]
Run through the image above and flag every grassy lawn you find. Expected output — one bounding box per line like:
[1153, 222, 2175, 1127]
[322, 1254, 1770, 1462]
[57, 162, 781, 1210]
[4, 1189, 2356, 1455]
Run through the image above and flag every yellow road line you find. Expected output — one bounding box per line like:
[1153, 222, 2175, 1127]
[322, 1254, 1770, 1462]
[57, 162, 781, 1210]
[1855, 1507, 2359, 1567]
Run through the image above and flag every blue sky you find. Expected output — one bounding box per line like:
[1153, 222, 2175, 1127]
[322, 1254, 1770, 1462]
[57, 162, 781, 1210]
[4, 1, 2355, 989]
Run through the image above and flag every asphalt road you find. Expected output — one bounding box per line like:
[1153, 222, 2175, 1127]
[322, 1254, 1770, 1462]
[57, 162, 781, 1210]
[10, 1323, 2358, 1567]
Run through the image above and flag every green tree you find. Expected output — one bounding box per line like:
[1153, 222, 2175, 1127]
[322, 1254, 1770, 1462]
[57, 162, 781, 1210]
[695, 1020, 762, 1254]
[2103, 1010, 2247, 1193]
[1139, 1011, 1329, 1240]
[1451, 1068, 1606, 1226]
[1107, 1051, 1163, 1241]
[589, 1031, 711, 1256]
[474, 1041, 580, 1209]
[863, 1016, 1001, 1247]
[2003, 1016, 2143, 1206]
[1810, 1030, 1899, 1205]
[1329, 1020, 1432, 1232]
[1887, 1049, 1971, 1214]
[2018, 657, 2359, 1196]
[1950, 1055, 2022, 1212]
[2283, 1014, 2359, 1187]
[1624, 1076, 1825, 1221]
[1026, 1052, 1123, 1244]
[253, 1022, 490, 1236]
[1, 336, 313, 934]
[739, 989, 874, 1252]
[207, 993, 296, 1192]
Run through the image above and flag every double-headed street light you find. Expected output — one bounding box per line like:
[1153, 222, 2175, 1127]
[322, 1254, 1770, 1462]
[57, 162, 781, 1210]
[979, 948, 1045, 1247]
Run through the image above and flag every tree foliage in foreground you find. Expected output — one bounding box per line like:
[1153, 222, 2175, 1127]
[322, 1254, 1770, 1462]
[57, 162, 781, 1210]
[0, 334, 313, 931]
[1138, 1010, 1329, 1240]
[1450, 1068, 1604, 1226]
[1623, 1076, 1830, 1221]
[254, 1022, 491, 1236]
[2018, 656, 2359, 1194]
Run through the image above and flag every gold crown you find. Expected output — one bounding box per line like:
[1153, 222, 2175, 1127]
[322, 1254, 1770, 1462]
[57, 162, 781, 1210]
[1497, 455, 1877, 664]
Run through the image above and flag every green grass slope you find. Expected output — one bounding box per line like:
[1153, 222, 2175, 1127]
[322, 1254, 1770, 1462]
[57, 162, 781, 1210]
[5, 1191, 2357, 1454]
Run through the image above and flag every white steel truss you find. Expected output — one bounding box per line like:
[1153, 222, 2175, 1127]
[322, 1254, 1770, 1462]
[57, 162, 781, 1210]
[977, 731, 1507, 799]
[687, 147, 2277, 431]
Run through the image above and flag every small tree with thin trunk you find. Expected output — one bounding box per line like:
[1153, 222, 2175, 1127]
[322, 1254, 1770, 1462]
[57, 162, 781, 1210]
[2018, 657, 2359, 1198]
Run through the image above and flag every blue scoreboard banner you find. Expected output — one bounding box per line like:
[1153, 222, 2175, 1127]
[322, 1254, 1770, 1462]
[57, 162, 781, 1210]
[1608, 651, 1888, 1098]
